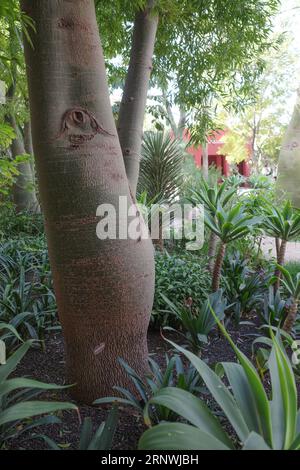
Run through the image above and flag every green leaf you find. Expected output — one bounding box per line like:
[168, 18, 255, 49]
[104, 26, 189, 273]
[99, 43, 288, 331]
[139, 422, 231, 450]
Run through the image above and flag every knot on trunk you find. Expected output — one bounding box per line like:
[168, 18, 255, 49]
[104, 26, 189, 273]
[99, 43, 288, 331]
[59, 107, 114, 146]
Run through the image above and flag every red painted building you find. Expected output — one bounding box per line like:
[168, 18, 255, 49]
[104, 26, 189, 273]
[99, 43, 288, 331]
[184, 130, 250, 178]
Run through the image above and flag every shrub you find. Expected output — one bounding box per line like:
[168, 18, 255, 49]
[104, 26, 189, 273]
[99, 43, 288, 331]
[0, 207, 44, 239]
[152, 252, 210, 327]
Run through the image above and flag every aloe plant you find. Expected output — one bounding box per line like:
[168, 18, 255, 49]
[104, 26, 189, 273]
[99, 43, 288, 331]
[139, 321, 300, 450]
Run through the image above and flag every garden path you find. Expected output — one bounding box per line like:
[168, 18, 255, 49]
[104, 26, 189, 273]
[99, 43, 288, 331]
[261, 237, 300, 261]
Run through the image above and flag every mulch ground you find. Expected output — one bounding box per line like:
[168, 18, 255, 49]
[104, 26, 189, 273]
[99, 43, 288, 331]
[8, 318, 300, 450]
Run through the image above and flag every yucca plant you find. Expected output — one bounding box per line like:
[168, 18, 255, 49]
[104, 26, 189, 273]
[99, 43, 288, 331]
[261, 201, 300, 289]
[94, 354, 203, 424]
[161, 290, 226, 354]
[137, 131, 183, 203]
[189, 179, 236, 273]
[139, 321, 300, 450]
[274, 265, 300, 334]
[0, 339, 77, 447]
[205, 203, 259, 291]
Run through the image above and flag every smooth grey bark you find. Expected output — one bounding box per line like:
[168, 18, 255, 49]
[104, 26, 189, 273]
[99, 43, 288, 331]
[9, 115, 39, 212]
[117, 0, 158, 195]
[5, 82, 39, 212]
[202, 140, 209, 180]
[22, 0, 155, 403]
[277, 88, 300, 208]
[178, 107, 187, 137]
[24, 119, 41, 213]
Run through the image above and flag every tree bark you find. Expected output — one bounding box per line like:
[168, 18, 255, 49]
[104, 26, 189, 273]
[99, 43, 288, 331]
[277, 88, 300, 208]
[24, 119, 41, 213]
[21, 0, 155, 403]
[283, 300, 299, 334]
[9, 114, 39, 213]
[202, 141, 209, 181]
[117, 0, 158, 195]
[212, 242, 226, 292]
[275, 237, 281, 261]
[207, 232, 218, 274]
[274, 239, 287, 290]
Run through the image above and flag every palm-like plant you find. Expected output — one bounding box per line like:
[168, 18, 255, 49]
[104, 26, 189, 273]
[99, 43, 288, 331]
[137, 131, 183, 202]
[261, 201, 300, 288]
[275, 265, 300, 334]
[189, 179, 236, 273]
[205, 204, 259, 291]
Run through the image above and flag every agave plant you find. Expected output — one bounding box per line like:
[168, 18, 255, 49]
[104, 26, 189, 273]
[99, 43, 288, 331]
[274, 265, 300, 334]
[261, 201, 300, 288]
[189, 179, 236, 273]
[205, 203, 260, 291]
[139, 322, 300, 450]
[0, 339, 77, 447]
[161, 290, 226, 354]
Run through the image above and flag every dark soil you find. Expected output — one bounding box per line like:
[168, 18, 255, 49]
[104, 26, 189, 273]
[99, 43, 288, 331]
[8, 318, 300, 450]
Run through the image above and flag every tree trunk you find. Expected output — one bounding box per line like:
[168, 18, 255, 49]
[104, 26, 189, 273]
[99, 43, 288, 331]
[24, 119, 41, 213]
[202, 141, 209, 181]
[9, 115, 39, 213]
[21, 0, 155, 403]
[283, 300, 299, 334]
[207, 232, 218, 275]
[177, 106, 187, 138]
[274, 239, 287, 290]
[275, 237, 281, 261]
[277, 88, 300, 208]
[212, 242, 226, 292]
[117, 0, 158, 195]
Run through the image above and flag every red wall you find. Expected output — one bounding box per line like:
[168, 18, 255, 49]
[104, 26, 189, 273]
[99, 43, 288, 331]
[183, 130, 249, 177]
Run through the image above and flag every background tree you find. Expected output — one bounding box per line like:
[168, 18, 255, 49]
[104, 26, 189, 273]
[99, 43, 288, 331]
[0, 6, 39, 212]
[21, 0, 155, 403]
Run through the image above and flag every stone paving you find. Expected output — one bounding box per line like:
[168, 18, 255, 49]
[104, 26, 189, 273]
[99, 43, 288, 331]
[261, 237, 300, 262]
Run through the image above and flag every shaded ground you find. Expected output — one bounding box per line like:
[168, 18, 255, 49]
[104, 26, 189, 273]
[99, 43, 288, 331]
[9, 321, 263, 451]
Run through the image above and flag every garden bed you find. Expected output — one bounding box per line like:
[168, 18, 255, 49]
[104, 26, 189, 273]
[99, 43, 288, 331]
[10, 318, 300, 451]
